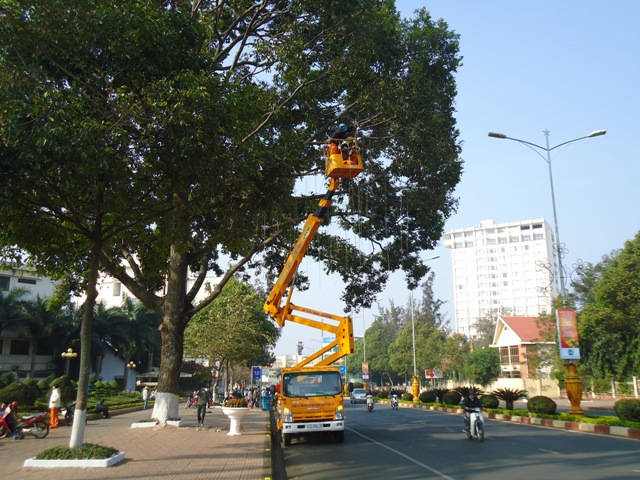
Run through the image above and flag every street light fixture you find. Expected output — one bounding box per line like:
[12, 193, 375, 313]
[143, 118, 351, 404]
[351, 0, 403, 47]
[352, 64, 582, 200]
[487, 129, 606, 303]
[127, 361, 137, 392]
[61, 348, 77, 377]
[410, 254, 440, 403]
[488, 128, 606, 417]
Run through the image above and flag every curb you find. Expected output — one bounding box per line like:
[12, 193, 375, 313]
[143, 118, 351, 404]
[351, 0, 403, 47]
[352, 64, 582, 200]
[390, 401, 640, 440]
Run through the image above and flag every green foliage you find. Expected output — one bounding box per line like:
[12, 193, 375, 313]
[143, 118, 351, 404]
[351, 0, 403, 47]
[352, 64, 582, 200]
[480, 394, 499, 409]
[432, 388, 449, 403]
[0, 379, 42, 407]
[463, 348, 501, 385]
[455, 386, 484, 398]
[492, 388, 527, 410]
[613, 399, 640, 422]
[376, 390, 389, 399]
[527, 395, 557, 415]
[442, 390, 462, 406]
[34, 443, 119, 460]
[579, 233, 640, 380]
[224, 397, 248, 408]
[401, 392, 414, 402]
[0, 372, 19, 389]
[1, 0, 463, 404]
[419, 390, 437, 403]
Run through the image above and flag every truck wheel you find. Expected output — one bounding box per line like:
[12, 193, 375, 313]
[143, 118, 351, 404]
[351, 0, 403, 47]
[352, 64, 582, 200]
[334, 431, 344, 443]
[283, 433, 292, 446]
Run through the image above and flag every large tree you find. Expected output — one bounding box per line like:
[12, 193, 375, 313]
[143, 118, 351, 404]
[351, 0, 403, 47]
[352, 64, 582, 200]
[184, 277, 279, 396]
[579, 232, 640, 381]
[0, 0, 462, 422]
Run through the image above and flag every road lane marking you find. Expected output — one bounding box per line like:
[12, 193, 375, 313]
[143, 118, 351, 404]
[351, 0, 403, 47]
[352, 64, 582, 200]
[347, 427, 456, 480]
[538, 448, 560, 455]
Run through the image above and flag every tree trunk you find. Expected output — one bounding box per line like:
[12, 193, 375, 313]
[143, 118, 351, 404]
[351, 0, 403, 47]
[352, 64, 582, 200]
[69, 236, 101, 448]
[150, 238, 189, 423]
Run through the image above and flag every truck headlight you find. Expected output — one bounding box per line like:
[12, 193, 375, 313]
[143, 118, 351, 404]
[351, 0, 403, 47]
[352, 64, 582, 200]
[283, 407, 292, 423]
[335, 405, 344, 420]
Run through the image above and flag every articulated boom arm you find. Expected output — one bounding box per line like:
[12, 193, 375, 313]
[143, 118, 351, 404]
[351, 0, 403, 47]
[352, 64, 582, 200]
[263, 177, 355, 367]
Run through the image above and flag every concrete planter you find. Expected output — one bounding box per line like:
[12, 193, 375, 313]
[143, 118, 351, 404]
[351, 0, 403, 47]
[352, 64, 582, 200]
[221, 407, 249, 436]
[131, 420, 158, 428]
[24, 452, 125, 468]
[166, 419, 185, 427]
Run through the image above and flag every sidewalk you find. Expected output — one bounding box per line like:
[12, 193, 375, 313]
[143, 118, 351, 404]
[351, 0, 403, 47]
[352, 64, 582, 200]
[2, 403, 271, 480]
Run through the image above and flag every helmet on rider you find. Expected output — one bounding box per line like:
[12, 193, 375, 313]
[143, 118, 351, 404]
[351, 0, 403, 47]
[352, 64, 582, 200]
[468, 389, 476, 397]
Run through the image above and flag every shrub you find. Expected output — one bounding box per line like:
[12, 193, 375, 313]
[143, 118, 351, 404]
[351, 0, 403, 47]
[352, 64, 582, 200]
[0, 380, 42, 408]
[35, 443, 119, 460]
[401, 392, 413, 401]
[433, 388, 449, 403]
[224, 397, 248, 408]
[419, 390, 437, 403]
[614, 399, 640, 422]
[492, 388, 527, 410]
[0, 371, 19, 390]
[480, 394, 499, 409]
[376, 390, 389, 399]
[455, 386, 483, 398]
[442, 390, 462, 406]
[527, 395, 557, 414]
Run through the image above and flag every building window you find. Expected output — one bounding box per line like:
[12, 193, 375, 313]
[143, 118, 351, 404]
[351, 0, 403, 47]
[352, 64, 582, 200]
[465, 241, 474, 248]
[0, 275, 9, 291]
[113, 282, 122, 296]
[36, 342, 54, 356]
[10, 339, 30, 355]
[533, 233, 544, 241]
[17, 278, 37, 285]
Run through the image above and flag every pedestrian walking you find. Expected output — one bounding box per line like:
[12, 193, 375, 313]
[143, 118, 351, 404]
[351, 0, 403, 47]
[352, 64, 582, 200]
[49, 383, 61, 429]
[196, 386, 211, 427]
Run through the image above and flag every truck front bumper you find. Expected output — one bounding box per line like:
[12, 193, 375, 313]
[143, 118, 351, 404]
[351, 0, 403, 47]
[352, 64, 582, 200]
[282, 420, 344, 434]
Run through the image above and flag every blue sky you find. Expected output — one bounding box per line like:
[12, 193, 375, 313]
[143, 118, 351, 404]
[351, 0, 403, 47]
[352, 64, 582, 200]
[273, 0, 640, 356]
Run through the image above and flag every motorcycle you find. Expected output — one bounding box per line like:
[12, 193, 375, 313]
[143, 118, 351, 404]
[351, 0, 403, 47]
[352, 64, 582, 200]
[366, 394, 374, 412]
[63, 401, 87, 426]
[390, 394, 399, 410]
[0, 409, 50, 439]
[466, 407, 484, 442]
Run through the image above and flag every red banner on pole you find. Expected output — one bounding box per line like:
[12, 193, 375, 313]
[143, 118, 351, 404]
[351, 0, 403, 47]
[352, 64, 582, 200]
[556, 308, 581, 360]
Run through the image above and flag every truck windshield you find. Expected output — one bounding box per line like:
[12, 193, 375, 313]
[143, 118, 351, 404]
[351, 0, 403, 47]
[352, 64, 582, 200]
[283, 371, 342, 397]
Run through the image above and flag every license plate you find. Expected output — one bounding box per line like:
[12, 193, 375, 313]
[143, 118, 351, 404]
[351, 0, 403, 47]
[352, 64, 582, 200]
[305, 424, 323, 430]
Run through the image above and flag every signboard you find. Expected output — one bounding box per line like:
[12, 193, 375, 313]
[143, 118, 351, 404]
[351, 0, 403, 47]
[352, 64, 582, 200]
[339, 365, 346, 376]
[362, 361, 370, 380]
[556, 308, 581, 360]
[252, 366, 261, 381]
[424, 369, 443, 379]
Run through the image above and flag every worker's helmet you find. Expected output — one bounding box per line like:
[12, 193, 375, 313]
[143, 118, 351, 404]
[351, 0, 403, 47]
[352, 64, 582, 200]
[10, 401, 19, 409]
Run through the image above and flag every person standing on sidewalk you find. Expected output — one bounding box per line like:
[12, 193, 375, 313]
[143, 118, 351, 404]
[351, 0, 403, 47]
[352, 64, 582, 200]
[196, 386, 211, 427]
[142, 386, 149, 410]
[49, 384, 61, 429]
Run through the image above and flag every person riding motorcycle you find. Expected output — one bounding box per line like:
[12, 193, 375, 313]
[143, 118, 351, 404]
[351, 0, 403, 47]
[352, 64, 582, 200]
[461, 389, 483, 435]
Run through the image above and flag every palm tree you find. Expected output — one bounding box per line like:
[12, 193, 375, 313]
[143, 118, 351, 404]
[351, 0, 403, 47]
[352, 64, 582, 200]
[0, 288, 30, 334]
[492, 388, 528, 410]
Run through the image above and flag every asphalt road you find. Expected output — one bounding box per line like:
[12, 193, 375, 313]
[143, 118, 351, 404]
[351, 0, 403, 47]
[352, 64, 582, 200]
[281, 402, 640, 480]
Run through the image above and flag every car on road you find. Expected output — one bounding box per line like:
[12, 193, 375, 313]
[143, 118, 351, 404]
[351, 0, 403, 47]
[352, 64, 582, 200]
[350, 388, 367, 404]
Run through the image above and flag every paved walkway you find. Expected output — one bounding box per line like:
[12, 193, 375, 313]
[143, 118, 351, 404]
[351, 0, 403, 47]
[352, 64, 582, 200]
[2, 403, 271, 480]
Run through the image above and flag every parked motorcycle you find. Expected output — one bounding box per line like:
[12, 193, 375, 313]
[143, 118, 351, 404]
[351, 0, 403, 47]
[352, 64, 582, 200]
[390, 394, 399, 410]
[63, 401, 87, 426]
[466, 407, 484, 442]
[366, 394, 374, 412]
[0, 409, 50, 439]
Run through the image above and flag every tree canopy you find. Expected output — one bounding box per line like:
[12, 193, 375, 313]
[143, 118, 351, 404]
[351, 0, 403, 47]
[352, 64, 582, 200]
[0, 0, 462, 421]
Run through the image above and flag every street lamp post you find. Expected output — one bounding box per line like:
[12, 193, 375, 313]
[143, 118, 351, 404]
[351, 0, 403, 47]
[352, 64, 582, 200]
[61, 348, 77, 377]
[127, 361, 137, 392]
[410, 255, 440, 403]
[488, 128, 606, 416]
[488, 129, 606, 303]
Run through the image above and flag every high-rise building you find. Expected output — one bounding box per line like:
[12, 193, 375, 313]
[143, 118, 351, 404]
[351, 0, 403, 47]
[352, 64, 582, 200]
[442, 219, 558, 338]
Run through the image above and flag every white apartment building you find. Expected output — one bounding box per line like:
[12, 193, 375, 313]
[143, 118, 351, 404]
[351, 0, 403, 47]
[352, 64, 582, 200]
[442, 219, 558, 338]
